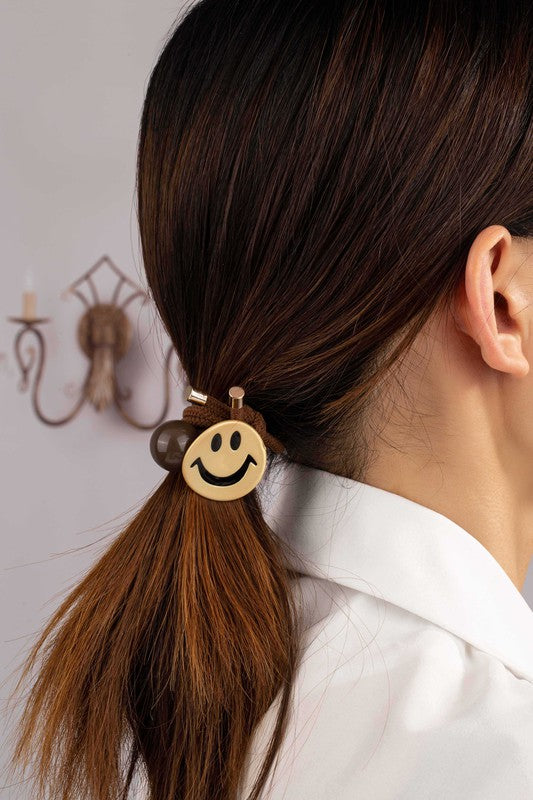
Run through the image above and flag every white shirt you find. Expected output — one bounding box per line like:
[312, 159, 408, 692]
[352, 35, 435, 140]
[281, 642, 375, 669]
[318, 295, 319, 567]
[239, 461, 533, 799]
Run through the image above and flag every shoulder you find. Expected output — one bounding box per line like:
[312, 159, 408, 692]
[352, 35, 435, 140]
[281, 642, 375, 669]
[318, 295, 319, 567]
[242, 577, 533, 799]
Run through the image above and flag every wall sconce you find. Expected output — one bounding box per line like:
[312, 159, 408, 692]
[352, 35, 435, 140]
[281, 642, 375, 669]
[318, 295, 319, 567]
[7, 255, 175, 429]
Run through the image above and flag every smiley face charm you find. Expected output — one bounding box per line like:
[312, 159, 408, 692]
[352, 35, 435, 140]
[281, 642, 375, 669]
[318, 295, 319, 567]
[181, 419, 267, 501]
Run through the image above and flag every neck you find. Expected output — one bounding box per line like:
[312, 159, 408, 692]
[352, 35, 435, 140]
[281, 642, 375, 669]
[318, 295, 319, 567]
[363, 446, 533, 592]
[359, 320, 533, 593]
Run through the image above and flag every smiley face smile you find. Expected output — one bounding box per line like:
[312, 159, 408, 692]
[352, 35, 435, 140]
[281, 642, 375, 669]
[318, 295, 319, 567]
[189, 453, 258, 486]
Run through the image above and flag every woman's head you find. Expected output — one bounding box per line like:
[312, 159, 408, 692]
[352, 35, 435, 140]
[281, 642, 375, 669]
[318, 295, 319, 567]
[8, 1, 532, 799]
[137, 0, 532, 482]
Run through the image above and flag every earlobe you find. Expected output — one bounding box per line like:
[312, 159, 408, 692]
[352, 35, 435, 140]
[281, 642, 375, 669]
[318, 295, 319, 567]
[454, 225, 530, 378]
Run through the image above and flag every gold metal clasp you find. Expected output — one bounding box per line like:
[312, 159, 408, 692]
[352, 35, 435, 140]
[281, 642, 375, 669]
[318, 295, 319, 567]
[228, 386, 245, 408]
[187, 386, 208, 405]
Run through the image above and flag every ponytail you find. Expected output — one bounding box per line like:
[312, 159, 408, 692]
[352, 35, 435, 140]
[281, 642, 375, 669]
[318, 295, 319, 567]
[7, 466, 302, 800]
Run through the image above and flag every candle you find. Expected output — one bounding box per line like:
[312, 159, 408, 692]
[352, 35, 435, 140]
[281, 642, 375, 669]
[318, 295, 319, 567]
[22, 269, 37, 320]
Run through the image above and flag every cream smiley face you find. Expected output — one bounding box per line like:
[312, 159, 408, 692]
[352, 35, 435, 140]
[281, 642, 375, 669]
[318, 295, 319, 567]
[181, 419, 267, 500]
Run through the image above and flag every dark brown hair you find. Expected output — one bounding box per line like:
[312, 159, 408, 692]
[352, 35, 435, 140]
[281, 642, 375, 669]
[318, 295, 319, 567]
[6, 1, 533, 798]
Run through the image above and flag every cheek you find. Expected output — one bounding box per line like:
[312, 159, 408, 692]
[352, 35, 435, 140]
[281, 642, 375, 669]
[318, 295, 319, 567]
[242, 440, 255, 457]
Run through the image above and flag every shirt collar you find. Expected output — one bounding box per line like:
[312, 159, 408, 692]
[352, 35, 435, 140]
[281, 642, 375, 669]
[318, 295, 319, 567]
[260, 461, 533, 683]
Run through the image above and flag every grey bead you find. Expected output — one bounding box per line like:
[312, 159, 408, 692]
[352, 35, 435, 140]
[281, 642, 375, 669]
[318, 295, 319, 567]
[150, 419, 198, 471]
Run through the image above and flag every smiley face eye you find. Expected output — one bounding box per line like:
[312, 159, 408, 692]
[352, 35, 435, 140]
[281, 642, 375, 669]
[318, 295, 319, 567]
[211, 432, 222, 451]
[230, 430, 241, 450]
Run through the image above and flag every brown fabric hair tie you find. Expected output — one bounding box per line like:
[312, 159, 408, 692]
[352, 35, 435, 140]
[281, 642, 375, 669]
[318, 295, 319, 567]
[182, 391, 285, 454]
[149, 386, 285, 501]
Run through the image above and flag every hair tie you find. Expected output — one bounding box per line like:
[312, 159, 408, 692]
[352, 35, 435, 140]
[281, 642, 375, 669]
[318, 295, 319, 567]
[150, 386, 285, 501]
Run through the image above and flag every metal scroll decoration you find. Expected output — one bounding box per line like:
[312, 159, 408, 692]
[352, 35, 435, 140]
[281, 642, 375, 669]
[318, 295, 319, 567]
[7, 255, 175, 429]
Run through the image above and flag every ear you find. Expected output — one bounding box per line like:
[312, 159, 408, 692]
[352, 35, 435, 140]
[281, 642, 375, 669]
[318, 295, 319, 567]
[454, 225, 530, 377]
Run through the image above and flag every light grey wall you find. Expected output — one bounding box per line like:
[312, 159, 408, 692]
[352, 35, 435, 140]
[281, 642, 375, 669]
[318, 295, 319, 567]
[0, 2, 186, 797]
[1, 2, 533, 799]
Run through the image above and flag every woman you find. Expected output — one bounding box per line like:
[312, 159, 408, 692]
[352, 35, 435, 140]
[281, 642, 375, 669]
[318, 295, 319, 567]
[8, 0, 533, 798]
